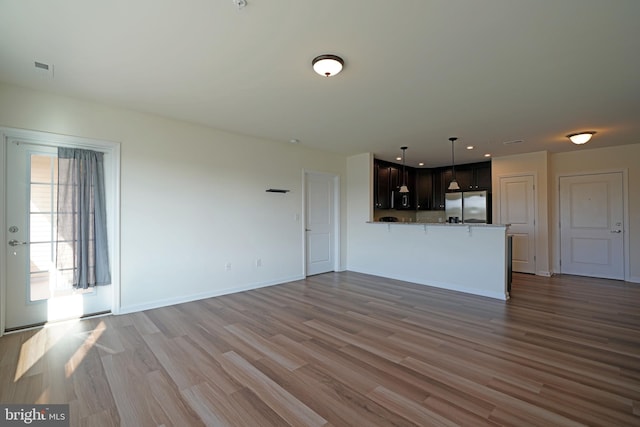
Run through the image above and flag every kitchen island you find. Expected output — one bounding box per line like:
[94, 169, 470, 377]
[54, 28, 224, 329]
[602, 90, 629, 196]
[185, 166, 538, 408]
[352, 222, 511, 300]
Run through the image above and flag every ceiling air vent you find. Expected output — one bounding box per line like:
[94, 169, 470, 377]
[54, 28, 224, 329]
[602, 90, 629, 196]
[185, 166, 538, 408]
[34, 61, 54, 79]
[503, 139, 523, 145]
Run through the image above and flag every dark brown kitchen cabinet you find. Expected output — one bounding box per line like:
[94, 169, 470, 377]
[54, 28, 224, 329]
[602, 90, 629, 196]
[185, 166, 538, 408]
[374, 161, 393, 209]
[453, 166, 471, 191]
[432, 167, 452, 210]
[374, 159, 490, 211]
[415, 169, 433, 210]
[474, 163, 492, 189]
[457, 162, 491, 191]
[374, 160, 415, 210]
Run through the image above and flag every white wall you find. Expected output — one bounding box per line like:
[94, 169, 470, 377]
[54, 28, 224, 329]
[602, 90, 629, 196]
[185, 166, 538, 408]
[0, 83, 347, 312]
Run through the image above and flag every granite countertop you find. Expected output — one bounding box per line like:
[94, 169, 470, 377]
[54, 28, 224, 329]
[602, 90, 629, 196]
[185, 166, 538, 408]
[368, 221, 510, 228]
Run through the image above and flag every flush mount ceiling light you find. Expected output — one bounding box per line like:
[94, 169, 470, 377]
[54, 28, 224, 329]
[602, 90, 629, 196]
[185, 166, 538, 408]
[312, 54, 344, 77]
[567, 131, 596, 145]
[448, 137, 460, 191]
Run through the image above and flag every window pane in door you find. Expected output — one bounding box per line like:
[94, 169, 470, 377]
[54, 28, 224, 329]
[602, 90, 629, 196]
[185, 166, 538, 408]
[30, 271, 50, 301]
[29, 242, 51, 274]
[30, 155, 54, 182]
[30, 213, 53, 242]
[29, 154, 55, 301]
[30, 183, 53, 212]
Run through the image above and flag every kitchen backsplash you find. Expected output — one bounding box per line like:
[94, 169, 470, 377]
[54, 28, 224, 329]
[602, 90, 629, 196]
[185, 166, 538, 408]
[374, 209, 446, 223]
[416, 211, 446, 223]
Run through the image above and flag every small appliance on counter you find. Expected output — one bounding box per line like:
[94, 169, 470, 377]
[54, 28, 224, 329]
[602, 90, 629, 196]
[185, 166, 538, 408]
[378, 216, 399, 222]
[445, 190, 490, 224]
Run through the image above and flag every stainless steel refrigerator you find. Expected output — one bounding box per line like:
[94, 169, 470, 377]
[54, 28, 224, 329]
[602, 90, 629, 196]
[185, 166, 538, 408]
[445, 190, 490, 223]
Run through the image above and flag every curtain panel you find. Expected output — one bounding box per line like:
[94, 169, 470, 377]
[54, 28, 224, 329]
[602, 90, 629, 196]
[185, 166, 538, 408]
[56, 147, 111, 289]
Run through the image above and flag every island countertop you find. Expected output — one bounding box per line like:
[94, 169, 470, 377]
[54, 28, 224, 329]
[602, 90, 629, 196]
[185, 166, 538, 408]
[367, 221, 510, 228]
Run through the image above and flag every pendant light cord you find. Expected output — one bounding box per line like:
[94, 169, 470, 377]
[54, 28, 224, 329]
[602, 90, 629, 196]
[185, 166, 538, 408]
[449, 137, 457, 179]
[401, 146, 407, 186]
[451, 141, 455, 179]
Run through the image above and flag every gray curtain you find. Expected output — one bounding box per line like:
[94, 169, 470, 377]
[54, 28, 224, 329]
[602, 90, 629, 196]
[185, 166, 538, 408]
[56, 147, 111, 289]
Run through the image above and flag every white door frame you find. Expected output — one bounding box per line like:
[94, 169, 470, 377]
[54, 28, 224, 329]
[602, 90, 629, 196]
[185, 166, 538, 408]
[302, 170, 341, 277]
[555, 169, 630, 281]
[0, 127, 121, 336]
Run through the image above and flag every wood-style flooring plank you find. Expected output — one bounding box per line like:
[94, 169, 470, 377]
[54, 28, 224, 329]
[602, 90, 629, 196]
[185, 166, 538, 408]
[218, 351, 328, 426]
[367, 385, 458, 427]
[1, 271, 639, 426]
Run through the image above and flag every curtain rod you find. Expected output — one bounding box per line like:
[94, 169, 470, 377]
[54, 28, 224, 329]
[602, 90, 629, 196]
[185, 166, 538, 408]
[3, 127, 118, 152]
[10, 139, 111, 153]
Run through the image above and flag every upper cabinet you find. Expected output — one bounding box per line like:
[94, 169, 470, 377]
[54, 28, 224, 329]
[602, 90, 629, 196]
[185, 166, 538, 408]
[474, 163, 492, 189]
[455, 162, 491, 191]
[415, 169, 433, 210]
[432, 168, 452, 210]
[374, 159, 491, 211]
[374, 160, 415, 210]
[374, 161, 394, 209]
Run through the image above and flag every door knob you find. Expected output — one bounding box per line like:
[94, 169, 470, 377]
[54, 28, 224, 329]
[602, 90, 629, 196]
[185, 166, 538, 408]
[610, 230, 622, 233]
[8, 239, 28, 246]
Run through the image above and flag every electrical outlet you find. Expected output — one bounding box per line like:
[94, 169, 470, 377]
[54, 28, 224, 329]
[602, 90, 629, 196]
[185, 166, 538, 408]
[256, 259, 262, 267]
[225, 262, 232, 271]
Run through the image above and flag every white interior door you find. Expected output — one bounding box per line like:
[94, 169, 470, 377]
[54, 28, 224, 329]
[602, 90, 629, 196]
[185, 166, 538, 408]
[5, 140, 112, 330]
[560, 172, 624, 279]
[305, 172, 335, 276]
[500, 175, 536, 274]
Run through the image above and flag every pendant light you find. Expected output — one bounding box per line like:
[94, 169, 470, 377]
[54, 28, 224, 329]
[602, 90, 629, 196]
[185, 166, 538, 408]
[447, 137, 460, 190]
[399, 146, 409, 193]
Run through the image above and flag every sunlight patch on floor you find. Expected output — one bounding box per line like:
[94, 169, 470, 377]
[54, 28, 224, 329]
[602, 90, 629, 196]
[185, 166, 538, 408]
[65, 320, 106, 378]
[13, 320, 76, 382]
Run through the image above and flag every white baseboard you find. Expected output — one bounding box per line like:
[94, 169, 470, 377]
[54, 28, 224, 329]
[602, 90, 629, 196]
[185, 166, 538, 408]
[537, 270, 553, 277]
[627, 275, 640, 284]
[118, 275, 304, 315]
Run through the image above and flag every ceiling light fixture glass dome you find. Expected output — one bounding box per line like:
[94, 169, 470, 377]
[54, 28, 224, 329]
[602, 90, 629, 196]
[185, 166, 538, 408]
[312, 55, 344, 77]
[567, 131, 596, 145]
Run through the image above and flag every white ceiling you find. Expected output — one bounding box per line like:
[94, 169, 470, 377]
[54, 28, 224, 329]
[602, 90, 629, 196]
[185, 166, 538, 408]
[1, 0, 639, 167]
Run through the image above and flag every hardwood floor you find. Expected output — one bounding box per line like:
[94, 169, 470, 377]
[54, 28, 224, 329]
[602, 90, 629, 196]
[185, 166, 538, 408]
[1, 272, 639, 426]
